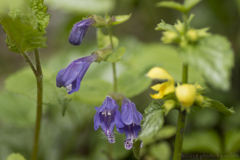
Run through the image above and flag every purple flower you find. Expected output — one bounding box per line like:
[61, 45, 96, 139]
[117, 98, 143, 150]
[69, 18, 94, 45]
[56, 54, 97, 94]
[94, 96, 124, 143]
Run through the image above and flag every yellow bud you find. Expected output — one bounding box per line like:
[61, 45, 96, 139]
[163, 100, 175, 115]
[195, 94, 204, 105]
[187, 29, 198, 42]
[176, 84, 196, 108]
[174, 20, 185, 35]
[161, 31, 178, 44]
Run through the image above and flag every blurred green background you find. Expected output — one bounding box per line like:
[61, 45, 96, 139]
[0, 0, 240, 160]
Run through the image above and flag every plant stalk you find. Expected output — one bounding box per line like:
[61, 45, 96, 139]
[31, 49, 43, 160]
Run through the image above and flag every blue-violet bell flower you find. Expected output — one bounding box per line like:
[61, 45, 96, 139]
[94, 96, 124, 143]
[117, 98, 143, 150]
[56, 54, 97, 94]
[69, 18, 95, 45]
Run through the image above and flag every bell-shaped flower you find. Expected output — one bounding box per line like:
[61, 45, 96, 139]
[117, 98, 143, 150]
[175, 84, 197, 108]
[69, 18, 95, 45]
[94, 96, 124, 143]
[147, 67, 175, 99]
[56, 54, 97, 94]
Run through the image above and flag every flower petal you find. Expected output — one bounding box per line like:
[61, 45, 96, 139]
[147, 67, 173, 81]
[94, 112, 100, 130]
[114, 109, 124, 129]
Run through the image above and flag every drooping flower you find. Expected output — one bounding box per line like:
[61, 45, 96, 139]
[117, 98, 143, 150]
[94, 96, 124, 143]
[69, 18, 95, 45]
[56, 54, 97, 94]
[147, 67, 175, 99]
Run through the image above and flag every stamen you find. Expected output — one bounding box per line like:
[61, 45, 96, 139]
[102, 111, 107, 117]
[107, 111, 111, 115]
[65, 84, 72, 92]
[133, 122, 135, 126]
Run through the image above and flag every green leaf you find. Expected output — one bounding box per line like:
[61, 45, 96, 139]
[1, 15, 47, 53]
[105, 47, 126, 62]
[179, 35, 234, 90]
[132, 140, 141, 160]
[139, 101, 164, 139]
[205, 99, 235, 116]
[6, 153, 26, 160]
[149, 141, 171, 160]
[183, 130, 222, 154]
[111, 14, 131, 26]
[184, 0, 201, 11]
[156, 1, 186, 12]
[97, 28, 119, 49]
[5, 67, 66, 106]
[155, 20, 176, 31]
[118, 67, 151, 98]
[155, 125, 177, 140]
[225, 129, 240, 153]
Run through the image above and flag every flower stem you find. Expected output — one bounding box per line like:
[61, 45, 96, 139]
[108, 26, 117, 92]
[31, 49, 43, 160]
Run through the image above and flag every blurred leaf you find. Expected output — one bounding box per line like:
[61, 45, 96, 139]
[179, 35, 234, 90]
[118, 67, 151, 98]
[205, 99, 235, 116]
[184, 0, 201, 11]
[71, 79, 112, 105]
[97, 28, 119, 49]
[5, 67, 66, 106]
[45, 0, 114, 14]
[111, 14, 131, 26]
[105, 47, 126, 62]
[183, 130, 222, 154]
[155, 20, 176, 31]
[6, 153, 26, 160]
[132, 140, 141, 160]
[155, 125, 176, 140]
[139, 101, 164, 139]
[225, 129, 240, 153]
[149, 141, 171, 160]
[156, 1, 185, 12]
[1, 15, 47, 53]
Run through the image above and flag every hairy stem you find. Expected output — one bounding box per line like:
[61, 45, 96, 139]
[108, 26, 117, 92]
[31, 49, 43, 160]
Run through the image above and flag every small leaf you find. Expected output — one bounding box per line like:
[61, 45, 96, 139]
[6, 153, 26, 160]
[184, 0, 201, 11]
[205, 99, 235, 116]
[179, 35, 234, 90]
[149, 141, 171, 160]
[155, 125, 177, 140]
[97, 28, 119, 49]
[156, 1, 186, 13]
[105, 47, 126, 62]
[61, 98, 71, 116]
[132, 140, 141, 160]
[139, 101, 164, 139]
[155, 20, 176, 31]
[111, 14, 131, 26]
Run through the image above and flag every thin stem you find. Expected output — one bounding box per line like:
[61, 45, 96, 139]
[22, 52, 38, 77]
[31, 49, 43, 160]
[108, 26, 117, 92]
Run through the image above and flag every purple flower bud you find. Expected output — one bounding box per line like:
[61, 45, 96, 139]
[117, 98, 143, 150]
[69, 18, 94, 46]
[94, 96, 124, 143]
[56, 54, 97, 94]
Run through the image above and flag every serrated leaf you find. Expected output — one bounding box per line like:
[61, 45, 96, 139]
[183, 130, 222, 154]
[155, 20, 176, 31]
[6, 153, 26, 160]
[105, 47, 126, 62]
[1, 15, 47, 53]
[139, 101, 164, 139]
[184, 0, 201, 11]
[111, 14, 131, 26]
[149, 141, 171, 160]
[179, 35, 234, 90]
[205, 99, 235, 116]
[156, 1, 186, 12]
[225, 129, 240, 153]
[132, 140, 141, 160]
[97, 28, 119, 49]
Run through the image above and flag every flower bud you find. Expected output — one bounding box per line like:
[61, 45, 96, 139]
[163, 100, 175, 115]
[187, 29, 198, 42]
[93, 47, 112, 62]
[176, 84, 196, 108]
[161, 30, 178, 44]
[195, 94, 204, 105]
[174, 20, 185, 35]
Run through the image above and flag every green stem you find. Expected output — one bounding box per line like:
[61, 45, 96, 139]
[108, 26, 117, 92]
[31, 49, 43, 160]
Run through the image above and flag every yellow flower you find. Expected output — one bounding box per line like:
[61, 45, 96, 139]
[175, 84, 197, 108]
[147, 67, 175, 99]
